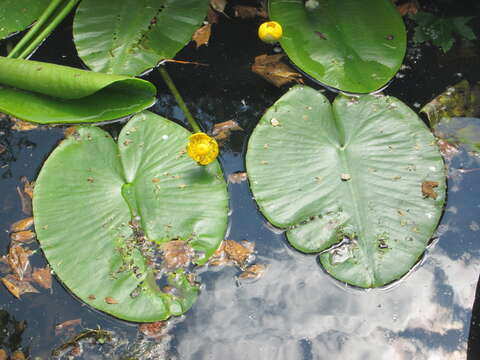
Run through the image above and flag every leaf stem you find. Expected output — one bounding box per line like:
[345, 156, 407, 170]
[16, 0, 80, 60]
[159, 66, 201, 133]
[7, 0, 64, 59]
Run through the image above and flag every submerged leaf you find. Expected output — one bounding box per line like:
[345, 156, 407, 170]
[10, 230, 36, 244]
[246, 86, 446, 287]
[239, 264, 266, 280]
[252, 54, 303, 88]
[212, 120, 243, 143]
[32, 267, 52, 289]
[0, 57, 156, 124]
[2, 274, 39, 298]
[7, 245, 32, 281]
[161, 240, 194, 269]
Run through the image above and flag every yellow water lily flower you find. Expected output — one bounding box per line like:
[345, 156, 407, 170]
[258, 21, 283, 43]
[186, 132, 219, 165]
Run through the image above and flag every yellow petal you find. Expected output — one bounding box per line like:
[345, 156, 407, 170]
[258, 21, 283, 43]
[186, 132, 219, 165]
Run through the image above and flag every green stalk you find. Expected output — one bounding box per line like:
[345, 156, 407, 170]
[7, 0, 64, 59]
[16, 0, 80, 60]
[159, 66, 201, 133]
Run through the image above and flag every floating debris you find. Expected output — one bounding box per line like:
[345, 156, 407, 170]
[239, 264, 266, 280]
[10, 217, 34, 232]
[161, 240, 194, 269]
[422, 180, 439, 199]
[228, 172, 248, 184]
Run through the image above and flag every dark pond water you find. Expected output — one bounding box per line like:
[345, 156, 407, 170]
[1, 2, 480, 359]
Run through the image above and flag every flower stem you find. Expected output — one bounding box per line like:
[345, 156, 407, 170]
[159, 66, 201, 133]
[8, 0, 80, 60]
[7, 0, 64, 58]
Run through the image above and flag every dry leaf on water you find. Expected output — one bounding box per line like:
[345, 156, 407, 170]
[239, 264, 266, 280]
[211, 120, 243, 143]
[11, 117, 38, 131]
[209, 240, 255, 267]
[21, 176, 34, 198]
[10, 230, 36, 244]
[32, 267, 52, 289]
[397, 2, 418, 16]
[192, 24, 212, 48]
[139, 321, 167, 338]
[0, 349, 6, 360]
[11, 350, 26, 360]
[161, 240, 194, 269]
[7, 245, 32, 280]
[228, 172, 248, 184]
[252, 54, 303, 87]
[10, 217, 34, 232]
[422, 181, 439, 199]
[17, 176, 34, 215]
[2, 274, 39, 298]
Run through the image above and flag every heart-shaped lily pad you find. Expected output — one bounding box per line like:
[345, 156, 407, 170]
[33, 111, 229, 321]
[269, 0, 406, 93]
[73, 0, 209, 76]
[246, 86, 446, 288]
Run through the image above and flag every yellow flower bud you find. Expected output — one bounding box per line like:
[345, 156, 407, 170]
[258, 21, 283, 43]
[186, 132, 219, 166]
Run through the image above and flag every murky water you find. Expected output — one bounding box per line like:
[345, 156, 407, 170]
[1, 3, 480, 359]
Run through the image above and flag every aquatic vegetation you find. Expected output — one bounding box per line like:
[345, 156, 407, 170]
[268, 0, 407, 93]
[246, 86, 446, 287]
[258, 21, 283, 43]
[186, 132, 219, 165]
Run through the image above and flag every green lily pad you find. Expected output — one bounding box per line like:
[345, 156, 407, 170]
[0, 0, 50, 39]
[0, 56, 156, 124]
[73, 0, 209, 76]
[246, 86, 446, 288]
[269, 0, 407, 93]
[33, 111, 229, 321]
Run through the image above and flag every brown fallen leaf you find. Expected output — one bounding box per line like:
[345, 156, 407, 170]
[161, 240, 194, 269]
[32, 267, 52, 289]
[234, 5, 259, 19]
[20, 176, 34, 199]
[224, 240, 254, 267]
[11, 350, 26, 360]
[239, 264, 266, 280]
[7, 245, 32, 280]
[192, 24, 212, 48]
[16, 186, 32, 216]
[228, 172, 248, 184]
[10, 217, 34, 232]
[2, 274, 39, 298]
[0, 144, 5, 155]
[55, 318, 82, 336]
[139, 321, 167, 338]
[105, 296, 118, 304]
[252, 54, 303, 87]
[10, 230, 36, 244]
[211, 120, 243, 143]
[64, 126, 79, 138]
[422, 181, 439, 199]
[397, 2, 418, 16]
[0, 349, 6, 360]
[11, 117, 38, 131]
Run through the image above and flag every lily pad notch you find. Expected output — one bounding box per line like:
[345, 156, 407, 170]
[33, 112, 229, 321]
[246, 86, 446, 288]
[0, 57, 156, 124]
